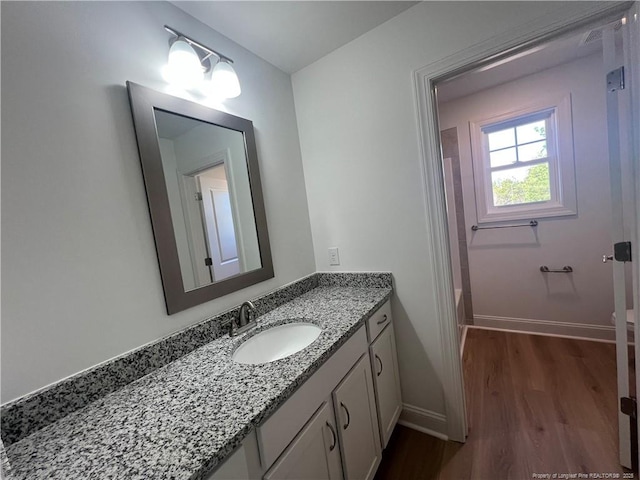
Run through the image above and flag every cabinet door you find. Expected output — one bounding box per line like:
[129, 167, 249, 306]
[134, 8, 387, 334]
[207, 446, 250, 480]
[264, 401, 343, 480]
[333, 354, 381, 480]
[207, 431, 262, 480]
[370, 323, 402, 448]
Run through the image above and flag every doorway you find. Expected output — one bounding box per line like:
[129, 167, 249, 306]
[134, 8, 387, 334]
[413, 1, 639, 471]
[436, 10, 637, 471]
[436, 18, 625, 341]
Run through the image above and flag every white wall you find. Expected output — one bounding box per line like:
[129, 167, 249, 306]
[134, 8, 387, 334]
[1, 1, 315, 403]
[438, 53, 616, 330]
[292, 1, 616, 431]
[157, 137, 198, 290]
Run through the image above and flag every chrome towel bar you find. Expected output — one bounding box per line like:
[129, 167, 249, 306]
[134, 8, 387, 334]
[471, 220, 538, 231]
[540, 266, 573, 273]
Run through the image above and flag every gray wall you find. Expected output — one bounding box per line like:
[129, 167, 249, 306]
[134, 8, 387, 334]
[1, 1, 315, 403]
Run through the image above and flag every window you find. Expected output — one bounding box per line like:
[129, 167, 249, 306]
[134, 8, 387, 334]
[470, 95, 577, 223]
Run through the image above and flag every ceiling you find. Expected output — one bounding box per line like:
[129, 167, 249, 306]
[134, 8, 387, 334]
[171, 1, 419, 74]
[436, 19, 622, 103]
[155, 110, 202, 139]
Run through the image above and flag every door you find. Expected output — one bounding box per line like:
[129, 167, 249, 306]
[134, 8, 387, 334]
[604, 6, 640, 469]
[264, 401, 343, 480]
[198, 167, 241, 281]
[333, 354, 381, 480]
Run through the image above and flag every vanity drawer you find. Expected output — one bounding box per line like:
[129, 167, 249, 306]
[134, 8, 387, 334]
[366, 300, 392, 343]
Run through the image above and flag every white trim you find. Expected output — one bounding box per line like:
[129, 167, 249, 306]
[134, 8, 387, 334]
[460, 325, 469, 357]
[467, 324, 627, 345]
[626, 2, 640, 469]
[473, 315, 616, 342]
[398, 404, 448, 441]
[470, 95, 577, 223]
[412, 0, 629, 445]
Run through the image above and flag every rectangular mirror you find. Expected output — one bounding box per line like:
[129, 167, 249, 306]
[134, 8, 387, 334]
[127, 82, 273, 314]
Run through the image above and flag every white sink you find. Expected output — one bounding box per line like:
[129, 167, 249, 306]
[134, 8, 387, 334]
[232, 322, 322, 365]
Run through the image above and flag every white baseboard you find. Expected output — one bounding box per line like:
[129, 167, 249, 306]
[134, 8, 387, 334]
[473, 315, 616, 342]
[398, 404, 448, 440]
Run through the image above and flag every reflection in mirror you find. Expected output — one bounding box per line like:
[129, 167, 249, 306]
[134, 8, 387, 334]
[126, 82, 273, 314]
[154, 110, 261, 291]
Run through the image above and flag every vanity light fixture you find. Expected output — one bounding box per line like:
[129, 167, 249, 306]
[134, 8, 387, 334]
[211, 59, 242, 99]
[164, 25, 241, 98]
[165, 36, 203, 89]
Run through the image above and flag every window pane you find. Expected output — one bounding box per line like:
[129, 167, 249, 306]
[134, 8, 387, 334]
[489, 147, 517, 168]
[487, 128, 515, 151]
[516, 120, 546, 144]
[518, 140, 547, 162]
[491, 163, 551, 206]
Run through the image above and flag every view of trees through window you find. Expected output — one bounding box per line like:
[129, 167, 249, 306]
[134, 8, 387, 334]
[486, 119, 552, 206]
[492, 162, 551, 206]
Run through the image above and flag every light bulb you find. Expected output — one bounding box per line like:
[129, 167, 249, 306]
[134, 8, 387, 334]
[210, 60, 241, 99]
[164, 37, 203, 89]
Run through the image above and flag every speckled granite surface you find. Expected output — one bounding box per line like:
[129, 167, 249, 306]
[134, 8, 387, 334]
[1, 440, 13, 480]
[1, 273, 322, 447]
[4, 277, 392, 479]
[317, 271, 392, 288]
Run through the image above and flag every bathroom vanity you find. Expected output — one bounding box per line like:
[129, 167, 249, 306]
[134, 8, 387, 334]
[212, 300, 401, 480]
[1, 273, 401, 480]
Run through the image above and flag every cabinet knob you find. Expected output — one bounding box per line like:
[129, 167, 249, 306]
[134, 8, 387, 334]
[376, 314, 389, 325]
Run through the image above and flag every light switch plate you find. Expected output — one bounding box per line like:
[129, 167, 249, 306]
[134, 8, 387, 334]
[328, 247, 340, 266]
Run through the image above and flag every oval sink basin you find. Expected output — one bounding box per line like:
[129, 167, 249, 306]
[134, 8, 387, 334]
[232, 322, 322, 365]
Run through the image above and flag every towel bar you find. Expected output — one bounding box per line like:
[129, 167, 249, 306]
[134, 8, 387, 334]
[471, 220, 538, 231]
[540, 266, 573, 273]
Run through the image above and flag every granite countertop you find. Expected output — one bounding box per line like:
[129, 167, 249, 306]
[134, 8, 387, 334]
[5, 285, 392, 480]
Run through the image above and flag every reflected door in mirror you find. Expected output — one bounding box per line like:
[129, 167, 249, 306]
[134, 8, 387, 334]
[198, 165, 240, 282]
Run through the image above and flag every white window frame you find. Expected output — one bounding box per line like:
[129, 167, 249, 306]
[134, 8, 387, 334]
[470, 94, 577, 223]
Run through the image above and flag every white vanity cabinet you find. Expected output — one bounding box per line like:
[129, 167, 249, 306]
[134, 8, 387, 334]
[369, 322, 402, 448]
[264, 401, 342, 480]
[333, 354, 381, 480]
[206, 431, 262, 480]
[264, 352, 381, 480]
[366, 300, 402, 449]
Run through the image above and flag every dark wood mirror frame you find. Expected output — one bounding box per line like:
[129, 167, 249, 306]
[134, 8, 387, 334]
[126, 82, 273, 314]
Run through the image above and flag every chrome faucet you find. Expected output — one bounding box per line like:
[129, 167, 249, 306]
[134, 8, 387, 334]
[231, 301, 257, 336]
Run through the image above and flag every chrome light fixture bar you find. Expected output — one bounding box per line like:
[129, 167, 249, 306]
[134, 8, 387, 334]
[164, 25, 234, 66]
[164, 25, 241, 98]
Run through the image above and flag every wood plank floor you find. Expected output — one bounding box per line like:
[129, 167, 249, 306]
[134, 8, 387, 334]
[375, 328, 630, 480]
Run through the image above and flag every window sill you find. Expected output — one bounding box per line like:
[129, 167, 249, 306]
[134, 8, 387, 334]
[477, 202, 577, 224]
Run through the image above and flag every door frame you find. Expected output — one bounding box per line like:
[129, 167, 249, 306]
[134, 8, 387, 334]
[412, 1, 635, 442]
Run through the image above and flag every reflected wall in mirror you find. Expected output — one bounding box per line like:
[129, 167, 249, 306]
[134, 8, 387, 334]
[127, 82, 273, 314]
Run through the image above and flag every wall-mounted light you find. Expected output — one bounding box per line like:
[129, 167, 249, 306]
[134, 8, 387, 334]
[211, 59, 241, 99]
[163, 25, 241, 99]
